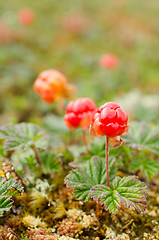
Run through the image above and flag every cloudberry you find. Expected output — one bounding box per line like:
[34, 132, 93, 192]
[64, 98, 96, 130]
[90, 102, 128, 138]
[18, 8, 34, 26]
[33, 69, 67, 103]
[100, 54, 119, 69]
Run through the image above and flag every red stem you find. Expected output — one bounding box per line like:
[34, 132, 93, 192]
[106, 136, 109, 187]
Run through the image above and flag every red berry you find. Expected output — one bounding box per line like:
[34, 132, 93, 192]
[90, 102, 128, 138]
[18, 8, 34, 26]
[33, 69, 67, 103]
[64, 98, 96, 130]
[100, 54, 119, 69]
[39, 70, 67, 92]
[61, 13, 88, 34]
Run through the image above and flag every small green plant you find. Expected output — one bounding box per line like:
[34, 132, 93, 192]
[122, 122, 159, 180]
[0, 176, 24, 216]
[65, 156, 117, 201]
[65, 102, 148, 214]
[21, 234, 30, 239]
[0, 122, 48, 167]
[0, 123, 62, 189]
[122, 121, 159, 155]
[129, 153, 159, 180]
[39, 151, 60, 174]
[74, 122, 159, 181]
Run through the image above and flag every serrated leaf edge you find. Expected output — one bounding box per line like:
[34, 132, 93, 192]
[0, 195, 13, 217]
[0, 123, 48, 151]
[89, 176, 148, 214]
[0, 177, 24, 217]
[1, 178, 24, 196]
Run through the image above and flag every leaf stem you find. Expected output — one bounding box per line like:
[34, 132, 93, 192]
[106, 136, 109, 187]
[32, 145, 42, 167]
[82, 129, 89, 153]
[13, 167, 26, 191]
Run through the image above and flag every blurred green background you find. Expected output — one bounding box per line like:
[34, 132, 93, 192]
[0, 0, 159, 124]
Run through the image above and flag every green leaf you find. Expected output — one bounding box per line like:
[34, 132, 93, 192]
[122, 121, 159, 155]
[0, 177, 23, 197]
[43, 114, 68, 134]
[109, 145, 131, 167]
[89, 138, 131, 167]
[89, 138, 105, 158]
[11, 149, 37, 175]
[0, 145, 4, 160]
[65, 156, 117, 201]
[0, 195, 12, 215]
[43, 114, 69, 147]
[40, 151, 60, 174]
[90, 176, 148, 214]
[130, 155, 159, 180]
[0, 123, 48, 151]
[24, 155, 37, 170]
[0, 177, 24, 216]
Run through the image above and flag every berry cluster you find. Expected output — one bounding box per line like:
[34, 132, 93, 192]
[33, 70, 128, 139]
[64, 99, 128, 141]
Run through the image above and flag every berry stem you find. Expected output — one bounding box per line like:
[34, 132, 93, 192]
[32, 145, 42, 167]
[106, 136, 109, 187]
[82, 130, 89, 153]
[56, 97, 64, 114]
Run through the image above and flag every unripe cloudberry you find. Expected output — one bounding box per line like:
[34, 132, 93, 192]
[33, 69, 69, 103]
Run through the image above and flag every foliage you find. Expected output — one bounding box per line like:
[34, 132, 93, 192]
[11, 149, 38, 177]
[0, 176, 24, 216]
[130, 153, 159, 180]
[43, 114, 69, 147]
[21, 235, 30, 240]
[89, 138, 105, 158]
[24, 154, 37, 170]
[74, 138, 131, 167]
[0, 0, 158, 235]
[90, 176, 148, 214]
[122, 122, 159, 155]
[0, 123, 48, 151]
[39, 151, 60, 174]
[11, 149, 61, 185]
[43, 115, 68, 134]
[65, 156, 117, 201]
[109, 145, 131, 167]
[0, 146, 4, 162]
[57, 149, 74, 166]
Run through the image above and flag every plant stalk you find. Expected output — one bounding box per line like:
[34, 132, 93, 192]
[82, 129, 88, 153]
[106, 136, 109, 187]
[32, 146, 42, 167]
[56, 97, 64, 114]
[13, 168, 26, 191]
